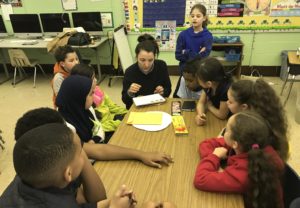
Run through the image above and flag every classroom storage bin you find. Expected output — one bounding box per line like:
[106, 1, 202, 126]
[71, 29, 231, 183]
[225, 47, 241, 62]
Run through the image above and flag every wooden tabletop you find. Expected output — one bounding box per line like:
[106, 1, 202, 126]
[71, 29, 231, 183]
[94, 99, 244, 208]
[288, 51, 300, 65]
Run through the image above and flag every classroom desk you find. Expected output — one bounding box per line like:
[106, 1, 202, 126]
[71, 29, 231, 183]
[0, 37, 108, 84]
[93, 99, 244, 208]
[280, 51, 300, 105]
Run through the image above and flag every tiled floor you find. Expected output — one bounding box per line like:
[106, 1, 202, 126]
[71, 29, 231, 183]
[0, 73, 299, 195]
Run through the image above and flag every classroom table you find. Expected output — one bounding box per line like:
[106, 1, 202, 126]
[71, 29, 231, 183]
[93, 99, 244, 208]
[0, 37, 108, 84]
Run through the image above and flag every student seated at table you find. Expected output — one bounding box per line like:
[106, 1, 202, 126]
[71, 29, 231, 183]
[13, 107, 106, 204]
[226, 79, 289, 161]
[56, 75, 173, 168]
[194, 111, 284, 208]
[71, 63, 128, 136]
[175, 58, 202, 99]
[122, 34, 172, 109]
[51, 45, 80, 108]
[1, 123, 144, 208]
[194, 57, 232, 126]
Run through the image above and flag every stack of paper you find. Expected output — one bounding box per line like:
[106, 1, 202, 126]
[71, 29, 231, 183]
[127, 112, 163, 125]
[133, 94, 166, 107]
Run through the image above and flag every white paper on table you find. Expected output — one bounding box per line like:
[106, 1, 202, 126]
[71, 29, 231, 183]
[133, 111, 172, 132]
[1, 4, 13, 21]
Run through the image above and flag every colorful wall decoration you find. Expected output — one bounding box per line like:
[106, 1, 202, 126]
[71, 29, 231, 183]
[123, 0, 300, 31]
[155, 20, 176, 50]
[270, 0, 300, 16]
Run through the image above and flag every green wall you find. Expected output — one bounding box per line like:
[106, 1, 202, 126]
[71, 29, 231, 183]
[1, 0, 299, 67]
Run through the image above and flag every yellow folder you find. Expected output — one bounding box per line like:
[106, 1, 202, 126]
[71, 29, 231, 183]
[127, 112, 163, 125]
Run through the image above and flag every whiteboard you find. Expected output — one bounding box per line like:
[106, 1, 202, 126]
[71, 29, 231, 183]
[113, 25, 134, 73]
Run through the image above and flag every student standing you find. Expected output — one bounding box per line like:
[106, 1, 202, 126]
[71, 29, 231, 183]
[194, 111, 284, 208]
[122, 34, 172, 109]
[175, 3, 213, 73]
[227, 79, 289, 161]
[194, 57, 232, 125]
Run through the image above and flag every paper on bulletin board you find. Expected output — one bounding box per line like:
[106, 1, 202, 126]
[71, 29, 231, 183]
[155, 20, 176, 51]
[270, 0, 300, 16]
[61, 0, 77, 11]
[1, 4, 13, 21]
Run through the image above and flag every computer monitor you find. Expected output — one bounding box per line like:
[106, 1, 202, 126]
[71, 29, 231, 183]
[40, 13, 71, 36]
[0, 15, 8, 38]
[72, 12, 102, 36]
[10, 14, 42, 38]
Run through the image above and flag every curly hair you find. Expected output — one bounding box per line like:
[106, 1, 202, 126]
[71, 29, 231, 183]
[230, 79, 289, 161]
[231, 111, 282, 208]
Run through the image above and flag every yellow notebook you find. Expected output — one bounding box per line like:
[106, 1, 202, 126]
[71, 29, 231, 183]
[127, 112, 163, 125]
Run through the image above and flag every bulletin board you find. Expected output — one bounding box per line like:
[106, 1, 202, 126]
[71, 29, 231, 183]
[122, 0, 300, 31]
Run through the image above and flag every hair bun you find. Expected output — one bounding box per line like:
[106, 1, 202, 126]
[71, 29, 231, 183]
[137, 34, 155, 43]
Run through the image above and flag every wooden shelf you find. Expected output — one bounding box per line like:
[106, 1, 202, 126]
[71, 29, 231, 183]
[212, 41, 244, 78]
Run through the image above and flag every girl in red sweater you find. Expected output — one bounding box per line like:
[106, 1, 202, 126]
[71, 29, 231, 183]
[226, 79, 289, 161]
[194, 111, 284, 208]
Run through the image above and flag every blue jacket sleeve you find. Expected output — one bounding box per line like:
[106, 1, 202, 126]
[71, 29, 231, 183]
[199, 34, 213, 58]
[175, 32, 188, 62]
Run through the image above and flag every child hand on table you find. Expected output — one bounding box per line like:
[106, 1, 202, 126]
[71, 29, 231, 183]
[140, 152, 173, 168]
[105, 185, 137, 208]
[195, 113, 206, 126]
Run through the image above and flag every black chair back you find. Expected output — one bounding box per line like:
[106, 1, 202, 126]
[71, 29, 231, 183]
[283, 163, 300, 208]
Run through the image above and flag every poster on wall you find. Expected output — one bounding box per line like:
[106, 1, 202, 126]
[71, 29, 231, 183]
[244, 0, 271, 16]
[270, 0, 300, 16]
[0, 0, 22, 7]
[186, 0, 218, 17]
[155, 20, 176, 51]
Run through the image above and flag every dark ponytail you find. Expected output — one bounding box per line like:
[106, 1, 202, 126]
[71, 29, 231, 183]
[135, 34, 159, 57]
[195, 57, 232, 83]
[231, 111, 282, 208]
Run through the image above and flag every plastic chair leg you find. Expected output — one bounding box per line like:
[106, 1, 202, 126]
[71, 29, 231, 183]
[281, 68, 289, 96]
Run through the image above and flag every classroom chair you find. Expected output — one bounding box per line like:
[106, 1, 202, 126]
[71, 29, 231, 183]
[8, 49, 47, 88]
[283, 163, 300, 208]
[280, 52, 300, 106]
